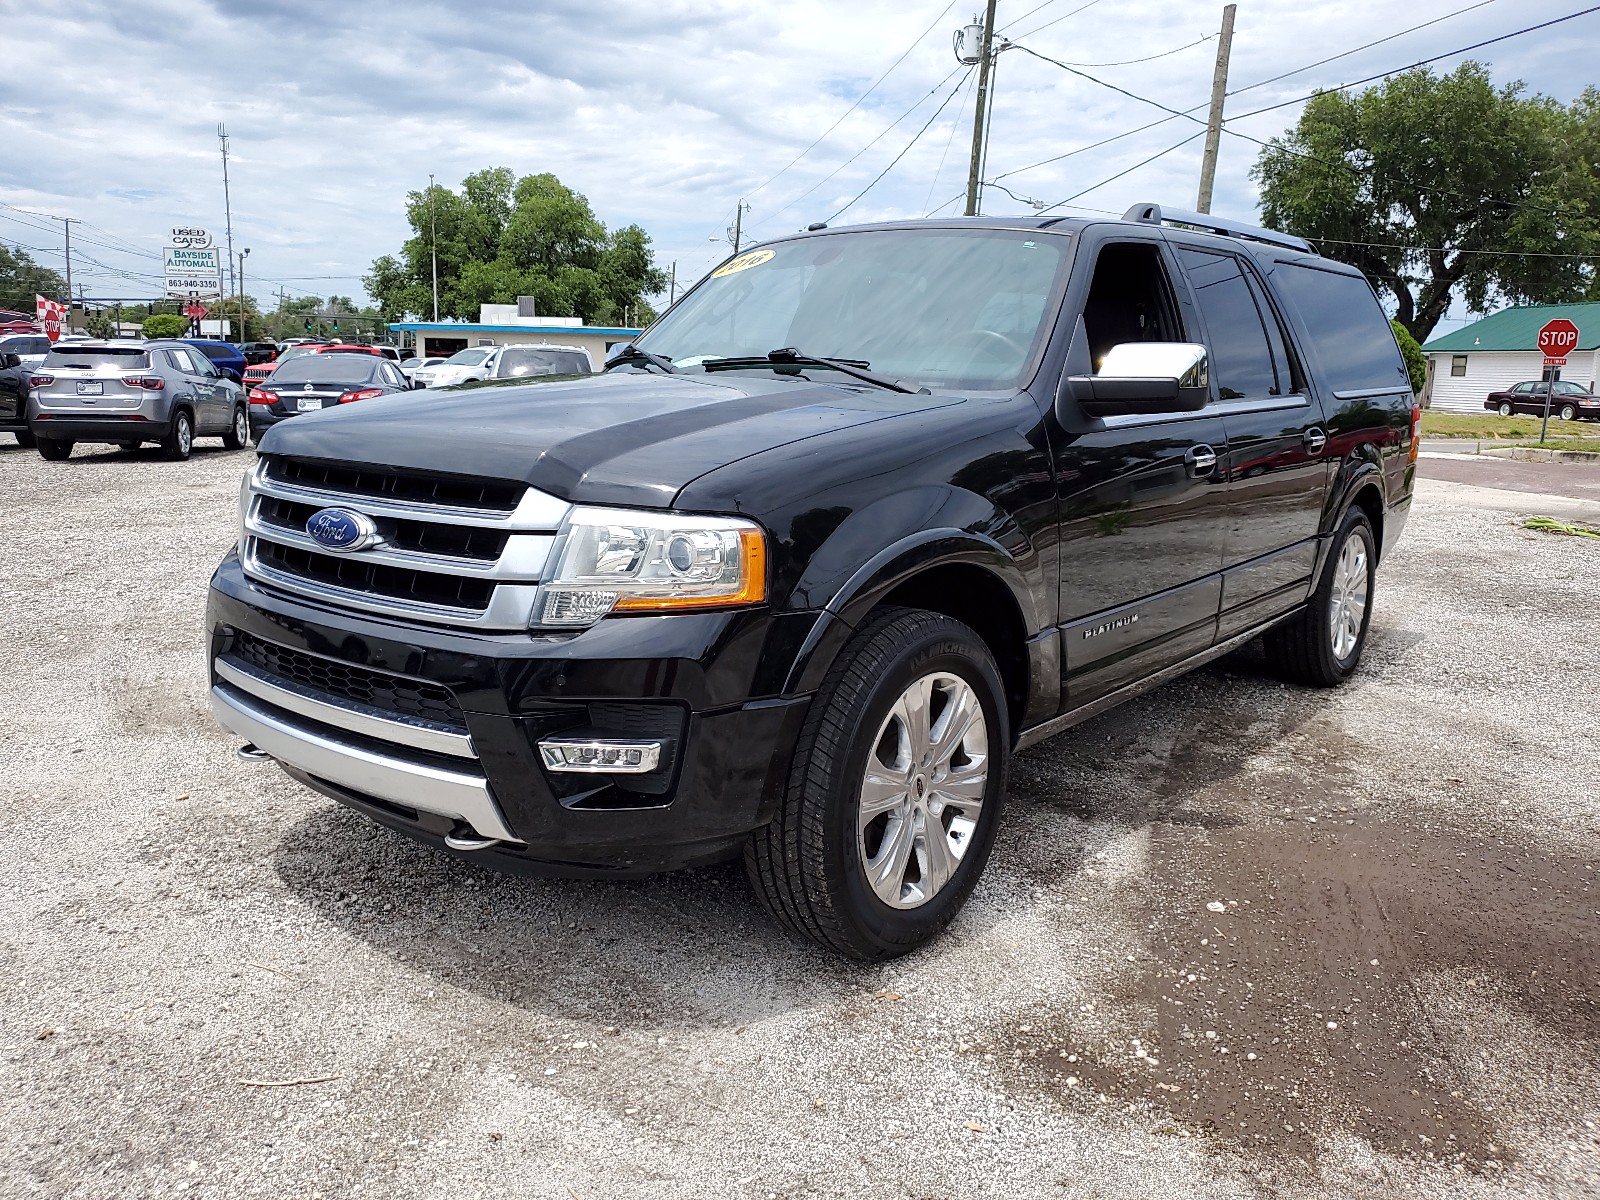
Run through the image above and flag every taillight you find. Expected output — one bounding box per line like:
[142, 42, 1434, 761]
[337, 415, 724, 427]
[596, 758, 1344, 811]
[248, 388, 275, 405]
[1408, 404, 1422, 464]
[29, 374, 52, 387]
[123, 375, 165, 391]
[338, 388, 383, 403]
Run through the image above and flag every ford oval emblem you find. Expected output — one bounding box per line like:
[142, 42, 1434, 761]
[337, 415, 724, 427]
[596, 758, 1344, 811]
[305, 508, 378, 553]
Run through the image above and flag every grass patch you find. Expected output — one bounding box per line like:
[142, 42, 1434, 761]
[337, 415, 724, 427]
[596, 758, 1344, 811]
[1421, 411, 1600, 439]
[1501, 441, 1600, 454]
[1524, 516, 1600, 539]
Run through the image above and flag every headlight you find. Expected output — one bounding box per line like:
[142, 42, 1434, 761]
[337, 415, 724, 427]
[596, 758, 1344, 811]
[532, 507, 767, 628]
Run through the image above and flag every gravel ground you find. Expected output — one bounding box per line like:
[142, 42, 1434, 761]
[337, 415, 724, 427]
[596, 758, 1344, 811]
[0, 439, 1596, 1200]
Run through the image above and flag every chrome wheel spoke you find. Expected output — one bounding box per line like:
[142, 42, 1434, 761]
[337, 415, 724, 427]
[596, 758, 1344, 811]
[856, 671, 991, 910]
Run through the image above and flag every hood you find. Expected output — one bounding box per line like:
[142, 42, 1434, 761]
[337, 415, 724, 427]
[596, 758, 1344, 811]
[256, 370, 963, 508]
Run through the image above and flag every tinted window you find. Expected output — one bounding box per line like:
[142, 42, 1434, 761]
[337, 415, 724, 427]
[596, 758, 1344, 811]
[1273, 264, 1408, 393]
[42, 346, 150, 369]
[1178, 250, 1277, 400]
[271, 354, 382, 383]
[190, 341, 234, 360]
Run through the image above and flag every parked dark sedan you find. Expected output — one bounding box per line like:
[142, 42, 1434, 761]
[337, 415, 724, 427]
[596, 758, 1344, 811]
[1484, 380, 1600, 422]
[247, 351, 413, 438]
[183, 339, 248, 384]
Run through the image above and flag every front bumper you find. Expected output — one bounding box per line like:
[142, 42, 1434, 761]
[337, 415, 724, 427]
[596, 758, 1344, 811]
[207, 551, 823, 875]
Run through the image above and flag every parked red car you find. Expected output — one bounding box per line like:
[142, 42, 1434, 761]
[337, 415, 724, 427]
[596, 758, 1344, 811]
[1484, 380, 1600, 422]
[0, 309, 40, 336]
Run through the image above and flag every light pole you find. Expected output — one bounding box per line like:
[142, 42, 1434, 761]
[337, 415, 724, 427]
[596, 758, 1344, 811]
[428, 174, 439, 322]
[238, 248, 250, 342]
[219, 124, 237, 306]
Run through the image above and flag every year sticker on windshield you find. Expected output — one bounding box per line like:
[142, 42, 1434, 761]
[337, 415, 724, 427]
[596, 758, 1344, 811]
[711, 249, 775, 278]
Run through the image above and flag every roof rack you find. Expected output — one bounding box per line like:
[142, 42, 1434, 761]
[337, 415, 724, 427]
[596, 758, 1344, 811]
[1123, 202, 1312, 253]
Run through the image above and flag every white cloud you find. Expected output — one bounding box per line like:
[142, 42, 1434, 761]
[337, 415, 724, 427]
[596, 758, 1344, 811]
[0, 0, 1589, 312]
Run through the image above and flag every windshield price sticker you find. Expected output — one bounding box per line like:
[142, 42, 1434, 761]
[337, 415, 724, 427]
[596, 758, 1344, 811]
[711, 249, 775, 278]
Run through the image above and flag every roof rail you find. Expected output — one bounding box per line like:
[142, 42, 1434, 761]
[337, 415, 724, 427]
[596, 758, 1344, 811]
[1123, 202, 1313, 253]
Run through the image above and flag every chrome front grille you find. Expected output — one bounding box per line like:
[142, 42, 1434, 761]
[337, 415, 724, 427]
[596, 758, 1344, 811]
[240, 455, 570, 629]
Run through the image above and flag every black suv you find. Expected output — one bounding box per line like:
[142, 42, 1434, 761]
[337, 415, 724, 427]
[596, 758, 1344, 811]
[207, 205, 1418, 959]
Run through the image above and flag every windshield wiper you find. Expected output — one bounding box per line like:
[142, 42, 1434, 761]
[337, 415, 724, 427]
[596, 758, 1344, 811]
[604, 344, 678, 374]
[702, 347, 920, 394]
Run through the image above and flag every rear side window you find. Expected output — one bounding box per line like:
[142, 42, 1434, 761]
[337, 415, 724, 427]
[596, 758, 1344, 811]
[191, 342, 232, 360]
[42, 347, 151, 370]
[1273, 264, 1408, 393]
[1177, 250, 1279, 400]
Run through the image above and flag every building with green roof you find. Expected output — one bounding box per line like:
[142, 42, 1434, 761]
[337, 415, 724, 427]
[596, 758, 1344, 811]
[1421, 302, 1600, 412]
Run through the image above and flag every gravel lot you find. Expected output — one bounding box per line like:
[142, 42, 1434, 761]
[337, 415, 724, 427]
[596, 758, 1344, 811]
[1, 440, 1596, 1199]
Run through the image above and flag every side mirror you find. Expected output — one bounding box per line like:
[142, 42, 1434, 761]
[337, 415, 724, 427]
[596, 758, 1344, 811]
[1064, 342, 1210, 418]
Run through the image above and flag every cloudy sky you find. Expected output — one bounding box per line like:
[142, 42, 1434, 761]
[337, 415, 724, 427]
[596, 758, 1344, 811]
[1, 0, 1593, 327]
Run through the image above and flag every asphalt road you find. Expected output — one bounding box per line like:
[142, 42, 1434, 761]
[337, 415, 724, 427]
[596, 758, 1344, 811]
[1, 439, 1596, 1199]
[1418, 451, 1600, 502]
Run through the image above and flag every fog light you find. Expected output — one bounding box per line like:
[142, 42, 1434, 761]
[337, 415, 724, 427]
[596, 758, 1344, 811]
[538, 738, 662, 774]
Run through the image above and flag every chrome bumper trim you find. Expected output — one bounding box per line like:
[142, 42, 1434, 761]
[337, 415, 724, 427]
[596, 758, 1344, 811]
[210, 682, 520, 843]
[214, 656, 474, 760]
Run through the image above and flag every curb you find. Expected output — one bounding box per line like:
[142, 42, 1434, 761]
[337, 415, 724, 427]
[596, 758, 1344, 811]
[1482, 447, 1600, 465]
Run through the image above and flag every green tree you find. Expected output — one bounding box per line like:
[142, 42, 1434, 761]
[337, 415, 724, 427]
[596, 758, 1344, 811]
[1390, 320, 1426, 393]
[1254, 63, 1600, 342]
[0, 243, 67, 313]
[142, 313, 189, 339]
[364, 169, 666, 325]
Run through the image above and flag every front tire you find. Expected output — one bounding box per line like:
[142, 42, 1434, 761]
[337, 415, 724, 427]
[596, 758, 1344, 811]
[161, 409, 193, 461]
[36, 436, 73, 461]
[744, 608, 1009, 960]
[1558, 402, 1577, 421]
[1264, 508, 1377, 687]
[14, 429, 35, 448]
[221, 405, 249, 450]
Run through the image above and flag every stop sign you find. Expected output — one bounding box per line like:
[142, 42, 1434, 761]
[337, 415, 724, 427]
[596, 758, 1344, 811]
[1537, 317, 1580, 363]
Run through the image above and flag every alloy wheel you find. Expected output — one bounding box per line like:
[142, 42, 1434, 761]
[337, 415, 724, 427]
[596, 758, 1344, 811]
[1329, 536, 1369, 661]
[857, 672, 988, 910]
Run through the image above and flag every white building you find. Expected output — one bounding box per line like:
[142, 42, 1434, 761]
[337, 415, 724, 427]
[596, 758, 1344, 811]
[1421, 301, 1600, 412]
[391, 301, 640, 370]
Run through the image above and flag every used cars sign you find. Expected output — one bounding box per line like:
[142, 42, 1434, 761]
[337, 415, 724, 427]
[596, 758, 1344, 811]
[169, 226, 213, 248]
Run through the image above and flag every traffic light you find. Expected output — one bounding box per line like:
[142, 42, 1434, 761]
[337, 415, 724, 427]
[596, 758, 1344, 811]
[304, 319, 312, 331]
[332, 320, 339, 332]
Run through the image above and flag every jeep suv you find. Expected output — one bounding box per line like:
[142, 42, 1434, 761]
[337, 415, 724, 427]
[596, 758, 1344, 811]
[206, 205, 1418, 959]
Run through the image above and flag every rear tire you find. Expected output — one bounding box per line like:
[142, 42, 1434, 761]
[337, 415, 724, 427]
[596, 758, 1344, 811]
[161, 409, 193, 461]
[1263, 508, 1377, 687]
[14, 429, 35, 448]
[35, 437, 72, 461]
[744, 607, 1009, 960]
[1497, 401, 1513, 417]
[221, 405, 249, 450]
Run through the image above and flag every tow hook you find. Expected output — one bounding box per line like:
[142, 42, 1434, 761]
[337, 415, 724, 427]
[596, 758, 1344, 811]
[235, 742, 271, 762]
[444, 829, 503, 852]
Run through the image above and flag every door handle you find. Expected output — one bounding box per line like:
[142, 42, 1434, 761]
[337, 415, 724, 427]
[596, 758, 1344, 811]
[1303, 427, 1327, 454]
[1185, 444, 1217, 477]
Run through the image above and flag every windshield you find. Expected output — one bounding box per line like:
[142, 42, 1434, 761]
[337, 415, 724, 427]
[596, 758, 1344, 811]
[274, 346, 320, 367]
[636, 228, 1069, 390]
[493, 348, 588, 378]
[270, 354, 381, 383]
[444, 348, 492, 366]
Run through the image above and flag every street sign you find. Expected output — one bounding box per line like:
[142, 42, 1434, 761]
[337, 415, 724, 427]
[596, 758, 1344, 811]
[35, 294, 66, 342]
[183, 301, 209, 320]
[169, 226, 212, 249]
[164, 275, 223, 298]
[164, 246, 221, 274]
[1537, 317, 1579, 365]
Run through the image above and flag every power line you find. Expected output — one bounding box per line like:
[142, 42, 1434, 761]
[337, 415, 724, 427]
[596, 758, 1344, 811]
[827, 67, 975, 224]
[993, 112, 1188, 182]
[1011, 0, 1106, 40]
[1036, 130, 1207, 214]
[1227, 0, 1502, 97]
[1229, 5, 1600, 121]
[1037, 34, 1214, 69]
[748, 65, 967, 233]
[747, 0, 958, 201]
[923, 69, 978, 215]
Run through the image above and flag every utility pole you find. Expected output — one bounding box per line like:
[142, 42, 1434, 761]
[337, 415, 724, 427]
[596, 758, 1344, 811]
[219, 124, 237, 305]
[1196, 4, 1237, 214]
[732, 201, 746, 254]
[238, 248, 250, 342]
[964, 0, 999, 217]
[669, 260, 677, 307]
[61, 217, 74, 329]
[428, 174, 439, 321]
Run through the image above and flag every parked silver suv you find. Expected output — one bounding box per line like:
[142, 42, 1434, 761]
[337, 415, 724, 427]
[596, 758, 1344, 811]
[27, 339, 249, 461]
